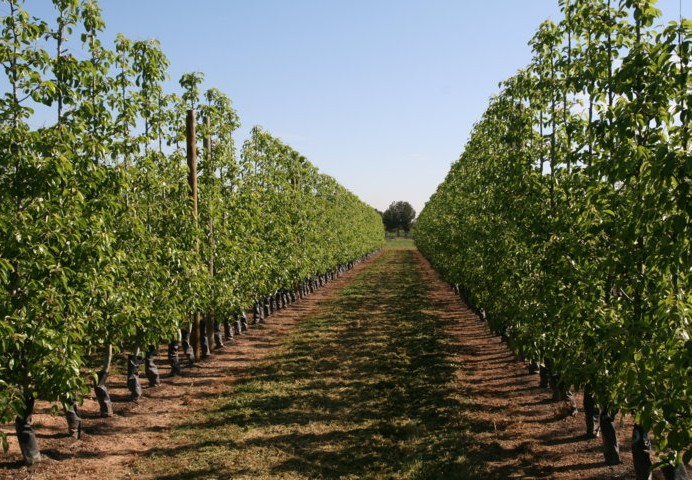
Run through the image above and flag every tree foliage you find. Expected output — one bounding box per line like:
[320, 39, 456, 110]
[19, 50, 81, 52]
[416, 0, 690, 469]
[382, 201, 416, 234]
[0, 0, 384, 459]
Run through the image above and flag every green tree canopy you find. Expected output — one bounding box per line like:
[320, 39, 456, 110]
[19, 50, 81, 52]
[382, 201, 416, 234]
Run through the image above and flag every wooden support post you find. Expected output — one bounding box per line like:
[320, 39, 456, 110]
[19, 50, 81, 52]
[204, 115, 215, 351]
[186, 109, 201, 361]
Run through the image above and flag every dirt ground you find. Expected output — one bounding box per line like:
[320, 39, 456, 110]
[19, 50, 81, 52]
[0, 248, 688, 479]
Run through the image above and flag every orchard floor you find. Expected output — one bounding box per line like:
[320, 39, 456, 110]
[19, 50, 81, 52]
[1, 247, 688, 479]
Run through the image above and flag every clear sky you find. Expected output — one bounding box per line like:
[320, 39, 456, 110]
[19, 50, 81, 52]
[24, 0, 687, 215]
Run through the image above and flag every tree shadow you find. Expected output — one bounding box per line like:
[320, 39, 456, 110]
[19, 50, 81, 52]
[144, 250, 490, 479]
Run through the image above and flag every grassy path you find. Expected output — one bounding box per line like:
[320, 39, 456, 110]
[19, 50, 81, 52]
[135, 248, 482, 479]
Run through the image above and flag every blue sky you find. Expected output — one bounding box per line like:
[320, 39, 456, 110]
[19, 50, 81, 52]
[24, 0, 687, 215]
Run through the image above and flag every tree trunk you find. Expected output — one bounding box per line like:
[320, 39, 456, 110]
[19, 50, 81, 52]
[224, 319, 233, 341]
[539, 361, 550, 388]
[600, 411, 621, 465]
[528, 360, 540, 374]
[94, 344, 113, 417]
[64, 398, 81, 439]
[206, 312, 216, 353]
[95, 370, 113, 417]
[661, 462, 689, 480]
[181, 327, 195, 365]
[631, 424, 652, 480]
[127, 351, 142, 401]
[168, 339, 181, 376]
[233, 313, 242, 335]
[263, 297, 271, 318]
[213, 317, 224, 348]
[200, 316, 211, 357]
[583, 390, 600, 438]
[144, 345, 160, 387]
[15, 396, 40, 465]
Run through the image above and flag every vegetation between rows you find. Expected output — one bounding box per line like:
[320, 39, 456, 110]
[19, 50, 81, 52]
[133, 248, 484, 480]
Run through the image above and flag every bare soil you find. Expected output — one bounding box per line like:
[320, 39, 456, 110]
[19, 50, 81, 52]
[0, 247, 688, 479]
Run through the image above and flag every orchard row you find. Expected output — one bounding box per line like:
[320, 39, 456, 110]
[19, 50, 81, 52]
[0, 0, 384, 464]
[416, 1, 690, 478]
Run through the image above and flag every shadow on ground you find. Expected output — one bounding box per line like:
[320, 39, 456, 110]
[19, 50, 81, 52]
[136, 249, 487, 479]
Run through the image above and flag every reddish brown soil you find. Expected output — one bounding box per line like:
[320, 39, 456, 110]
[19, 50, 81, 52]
[0, 248, 688, 479]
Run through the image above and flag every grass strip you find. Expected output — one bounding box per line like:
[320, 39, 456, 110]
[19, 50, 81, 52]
[136, 248, 482, 479]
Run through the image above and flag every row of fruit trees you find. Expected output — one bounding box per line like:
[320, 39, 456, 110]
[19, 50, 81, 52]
[416, 0, 689, 478]
[0, 0, 384, 464]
